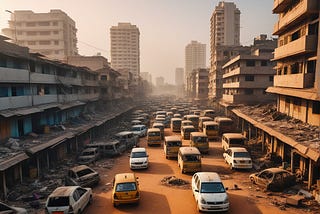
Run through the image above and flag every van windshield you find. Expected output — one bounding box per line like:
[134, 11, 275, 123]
[183, 155, 200, 162]
[229, 138, 245, 145]
[201, 182, 225, 193]
[206, 125, 218, 130]
[131, 152, 147, 158]
[193, 137, 207, 143]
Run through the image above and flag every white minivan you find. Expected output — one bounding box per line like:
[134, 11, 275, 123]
[191, 172, 229, 212]
[129, 147, 149, 169]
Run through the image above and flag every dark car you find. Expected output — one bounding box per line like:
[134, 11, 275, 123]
[249, 168, 296, 191]
[65, 165, 100, 187]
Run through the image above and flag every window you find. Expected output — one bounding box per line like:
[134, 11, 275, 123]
[39, 41, 50, 45]
[27, 31, 37, 36]
[246, 60, 255, 67]
[290, 63, 299, 74]
[0, 87, 8, 97]
[269, 76, 274, 82]
[312, 101, 320, 114]
[54, 41, 59, 45]
[244, 89, 253, 95]
[28, 41, 36, 45]
[52, 21, 58, 26]
[26, 22, 36, 27]
[245, 75, 254, 81]
[307, 60, 316, 73]
[291, 30, 300, 41]
[261, 60, 268, 66]
[38, 22, 50, 26]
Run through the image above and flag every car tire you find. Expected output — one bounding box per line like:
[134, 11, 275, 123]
[88, 195, 93, 205]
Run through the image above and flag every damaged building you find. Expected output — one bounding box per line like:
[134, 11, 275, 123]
[0, 35, 137, 199]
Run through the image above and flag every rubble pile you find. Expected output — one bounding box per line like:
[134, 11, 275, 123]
[161, 176, 190, 189]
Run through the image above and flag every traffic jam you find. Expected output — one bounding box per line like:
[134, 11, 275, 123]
[4, 99, 318, 214]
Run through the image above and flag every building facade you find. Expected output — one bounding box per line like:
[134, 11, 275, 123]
[266, 0, 320, 126]
[209, 1, 241, 102]
[175, 68, 184, 86]
[185, 41, 206, 76]
[110, 23, 140, 77]
[2, 9, 78, 60]
[222, 35, 277, 105]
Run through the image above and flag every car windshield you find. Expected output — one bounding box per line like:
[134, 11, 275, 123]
[183, 155, 200, 162]
[201, 182, 225, 193]
[193, 137, 207, 143]
[116, 182, 137, 192]
[234, 152, 250, 158]
[47, 196, 70, 206]
[131, 127, 142, 131]
[229, 138, 244, 145]
[76, 168, 94, 177]
[131, 151, 147, 158]
[206, 125, 218, 130]
[167, 141, 181, 147]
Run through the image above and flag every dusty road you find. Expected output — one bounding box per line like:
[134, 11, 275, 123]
[84, 129, 310, 214]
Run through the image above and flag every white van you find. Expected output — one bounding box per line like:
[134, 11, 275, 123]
[221, 133, 246, 151]
[191, 172, 229, 212]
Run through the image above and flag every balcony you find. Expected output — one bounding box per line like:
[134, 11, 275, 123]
[57, 76, 82, 86]
[273, 0, 318, 35]
[273, 0, 291, 13]
[274, 73, 315, 88]
[273, 35, 317, 60]
[223, 93, 275, 104]
[33, 95, 58, 105]
[0, 67, 29, 83]
[82, 79, 99, 87]
[0, 96, 32, 110]
[30, 72, 57, 84]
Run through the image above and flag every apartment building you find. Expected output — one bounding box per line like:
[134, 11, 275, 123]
[186, 68, 209, 103]
[209, 1, 241, 101]
[266, 0, 320, 126]
[175, 68, 184, 86]
[185, 41, 206, 76]
[110, 23, 140, 77]
[222, 35, 277, 105]
[2, 9, 78, 60]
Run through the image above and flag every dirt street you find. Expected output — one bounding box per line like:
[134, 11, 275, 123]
[84, 129, 311, 214]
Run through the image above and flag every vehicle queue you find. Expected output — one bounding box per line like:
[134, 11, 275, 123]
[42, 100, 298, 213]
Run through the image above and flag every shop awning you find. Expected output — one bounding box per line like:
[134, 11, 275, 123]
[266, 87, 319, 101]
[0, 152, 29, 171]
[0, 107, 43, 118]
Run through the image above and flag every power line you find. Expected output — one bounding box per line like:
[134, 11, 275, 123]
[78, 40, 109, 54]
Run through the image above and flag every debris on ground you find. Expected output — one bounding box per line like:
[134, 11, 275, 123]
[161, 176, 190, 189]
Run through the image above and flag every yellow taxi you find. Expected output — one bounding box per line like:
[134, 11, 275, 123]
[112, 173, 140, 207]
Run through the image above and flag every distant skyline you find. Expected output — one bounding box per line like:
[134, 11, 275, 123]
[0, 0, 277, 84]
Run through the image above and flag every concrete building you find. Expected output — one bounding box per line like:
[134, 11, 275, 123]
[175, 68, 184, 86]
[185, 41, 206, 76]
[222, 35, 277, 105]
[2, 9, 78, 60]
[110, 23, 140, 77]
[155, 76, 165, 87]
[266, 0, 320, 126]
[140, 72, 152, 83]
[209, 1, 241, 102]
[186, 68, 209, 104]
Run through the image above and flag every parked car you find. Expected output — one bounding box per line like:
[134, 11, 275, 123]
[131, 124, 147, 137]
[249, 168, 296, 191]
[77, 147, 100, 165]
[0, 201, 27, 214]
[191, 172, 229, 212]
[114, 131, 139, 149]
[223, 147, 252, 169]
[45, 186, 92, 214]
[85, 141, 126, 157]
[112, 173, 140, 207]
[129, 147, 149, 169]
[65, 165, 100, 187]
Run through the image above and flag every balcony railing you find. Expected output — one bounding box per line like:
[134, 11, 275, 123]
[274, 35, 317, 60]
[0, 67, 29, 83]
[273, 0, 291, 13]
[273, 0, 318, 34]
[274, 72, 315, 88]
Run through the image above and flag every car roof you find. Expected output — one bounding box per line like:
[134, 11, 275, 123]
[131, 147, 146, 153]
[195, 172, 222, 182]
[115, 173, 136, 183]
[81, 147, 98, 152]
[132, 124, 146, 128]
[153, 122, 164, 127]
[190, 132, 207, 137]
[203, 121, 218, 125]
[223, 133, 246, 138]
[70, 165, 93, 172]
[263, 168, 291, 174]
[165, 136, 182, 141]
[179, 147, 201, 155]
[182, 125, 195, 129]
[115, 131, 133, 136]
[148, 128, 161, 132]
[50, 186, 79, 197]
[228, 147, 249, 152]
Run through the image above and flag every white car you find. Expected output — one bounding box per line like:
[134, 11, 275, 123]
[192, 172, 229, 212]
[223, 147, 252, 169]
[45, 186, 92, 214]
[129, 147, 149, 169]
[131, 124, 147, 137]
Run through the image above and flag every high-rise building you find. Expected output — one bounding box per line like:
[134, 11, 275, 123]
[185, 41, 206, 76]
[175, 68, 184, 86]
[266, 0, 320, 126]
[209, 1, 241, 101]
[110, 23, 140, 76]
[2, 10, 78, 60]
[155, 76, 165, 87]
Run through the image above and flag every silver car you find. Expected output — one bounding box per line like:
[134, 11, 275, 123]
[45, 186, 92, 214]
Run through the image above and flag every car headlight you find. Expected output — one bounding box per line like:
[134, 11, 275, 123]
[200, 197, 206, 204]
[223, 197, 229, 203]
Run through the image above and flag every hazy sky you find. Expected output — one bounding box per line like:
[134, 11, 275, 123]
[0, 0, 277, 84]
